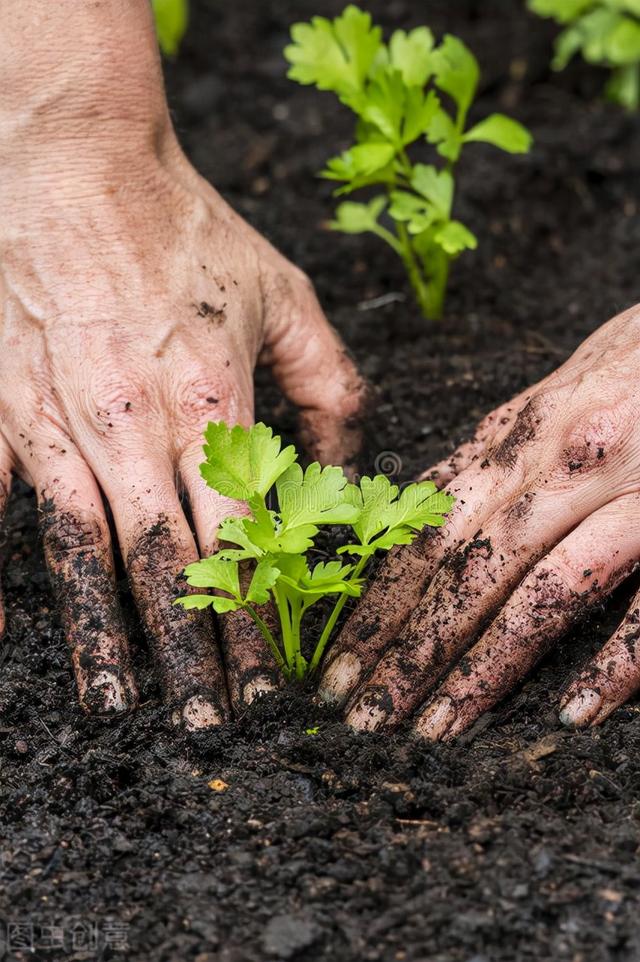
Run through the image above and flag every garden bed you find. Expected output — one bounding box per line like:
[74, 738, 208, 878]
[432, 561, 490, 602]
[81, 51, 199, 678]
[1, 1, 640, 959]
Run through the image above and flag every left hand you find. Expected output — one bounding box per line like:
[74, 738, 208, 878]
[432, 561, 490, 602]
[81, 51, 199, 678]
[319, 305, 640, 738]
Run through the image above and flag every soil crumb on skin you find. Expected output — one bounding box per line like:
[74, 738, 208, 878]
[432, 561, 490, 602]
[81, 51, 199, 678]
[195, 300, 226, 324]
[1, 1, 640, 960]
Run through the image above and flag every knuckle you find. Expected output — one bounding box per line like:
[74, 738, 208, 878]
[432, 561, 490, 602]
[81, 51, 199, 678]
[557, 405, 632, 478]
[170, 370, 246, 442]
[79, 371, 156, 433]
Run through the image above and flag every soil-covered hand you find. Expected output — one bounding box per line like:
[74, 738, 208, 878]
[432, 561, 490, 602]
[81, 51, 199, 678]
[0, 2, 365, 728]
[320, 305, 640, 738]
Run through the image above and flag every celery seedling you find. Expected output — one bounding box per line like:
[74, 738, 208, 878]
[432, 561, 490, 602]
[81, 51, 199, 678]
[175, 422, 454, 681]
[528, 0, 640, 110]
[284, 6, 532, 320]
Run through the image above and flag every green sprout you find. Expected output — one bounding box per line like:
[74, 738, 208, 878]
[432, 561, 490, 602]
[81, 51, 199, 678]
[284, 5, 532, 321]
[152, 0, 188, 57]
[175, 422, 454, 681]
[529, 0, 640, 110]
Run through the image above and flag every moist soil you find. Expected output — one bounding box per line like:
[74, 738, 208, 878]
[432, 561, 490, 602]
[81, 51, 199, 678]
[2, 2, 640, 960]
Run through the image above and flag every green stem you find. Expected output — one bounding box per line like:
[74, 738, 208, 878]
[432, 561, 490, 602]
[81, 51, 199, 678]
[309, 556, 369, 674]
[244, 605, 286, 674]
[290, 601, 307, 681]
[273, 584, 296, 674]
[396, 221, 432, 319]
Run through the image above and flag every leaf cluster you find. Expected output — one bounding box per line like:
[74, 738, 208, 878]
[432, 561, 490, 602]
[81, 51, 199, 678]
[284, 6, 532, 319]
[176, 423, 453, 679]
[529, 0, 640, 108]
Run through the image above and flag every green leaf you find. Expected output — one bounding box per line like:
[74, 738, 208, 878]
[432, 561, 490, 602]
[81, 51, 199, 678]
[175, 593, 216, 610]
[605, 15, 640, 64]
[389, 27, 435, 86]
[322, 143, 396, 182]
[183, 555, 241, 598]
[151, 0, 188, 56]
[431, 35, 479, 114]
[527, 0, 594, 23]
[277, 462, 360, 530]
[210, 597, 243, 614]
[278, 559, 363, 599]
[329, 196, 387, 234]
[426, 106, 463, 161]
[246, 558, 280, 605]
[217, 516, 264, 561]
[200, 422, 297, 501]
[342, 476, 455, 556]
[464, 114, 532, 153]
[402, 88, 441, 144]
[388, 190, 434, 233]
[433, 220, 478, 255]
[411, 164, 454, 218]
[552, 23, 589, 68]
[284, 5, 382, 103]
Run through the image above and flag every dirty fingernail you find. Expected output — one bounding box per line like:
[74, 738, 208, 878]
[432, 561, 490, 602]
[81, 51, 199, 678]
[318, 652, 362, 705]
[559, 688, 602, 727]
[345, 688, 391, 732]
[242, 675, 278, 705]
[81, 671, 136, 716]
[414, 696, 457, 741]
[176, 694, 224, 731]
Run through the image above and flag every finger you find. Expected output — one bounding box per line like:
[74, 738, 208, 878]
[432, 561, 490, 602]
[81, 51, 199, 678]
[262, 269, 371, 470]
[344, 462, 602, 732]
[34, 451, 138, 715]
[101, 453, 229, 730]
[414, 494, 640, 740]
[559, 585, 640, 729]
[180, 442, 281, 710]
[318, 454, 526, 707]
[0, 435, 13, 639]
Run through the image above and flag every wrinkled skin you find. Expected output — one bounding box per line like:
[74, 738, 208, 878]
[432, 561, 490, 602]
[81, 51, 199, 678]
[0, 3, 366, 729]
[320, 305, 640, 738]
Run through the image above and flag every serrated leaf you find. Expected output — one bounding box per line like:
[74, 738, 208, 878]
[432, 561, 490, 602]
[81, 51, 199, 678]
[246, 558, 280, 605]
[389, 26, 435, 86]
[329, 196, 387, 233]
[322, 143, 396, 182]
[183, 555, 241, 598]
[605, 16, 640, 64]
[411, 164, 454, 218]
[361, 68, 406, 143]
[277, 462, 360, 530]
[175, 593, 216, 611]
[464, 114, 532, 153]
[284, 5, 382, 102]
[426, 106, 462, 161]
[152, 0, 188, 56]
[217, 516, 264, 561]
[432, 35, 479, 114]
[402, 87, 441, 144]
[200, 422, 297, 501]
[388, 190, 435, 234]
[433, 220, 478, 255]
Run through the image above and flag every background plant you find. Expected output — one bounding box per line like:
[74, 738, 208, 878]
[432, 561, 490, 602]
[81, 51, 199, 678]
[152, 0, 188, 57]
[175, 423, 454, 681]
[284, 5, 532, 320]
[529, 0, 640, 109]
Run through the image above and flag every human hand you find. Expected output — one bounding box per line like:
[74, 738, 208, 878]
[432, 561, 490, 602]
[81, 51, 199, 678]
[0, 8, 366, 727]
[319, 305, 640, 738]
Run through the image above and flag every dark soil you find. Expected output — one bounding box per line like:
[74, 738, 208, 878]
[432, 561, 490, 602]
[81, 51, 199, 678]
[2, 1, 640, 960]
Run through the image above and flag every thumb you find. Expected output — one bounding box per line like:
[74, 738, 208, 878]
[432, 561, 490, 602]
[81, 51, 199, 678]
[261, 267, 371, 470]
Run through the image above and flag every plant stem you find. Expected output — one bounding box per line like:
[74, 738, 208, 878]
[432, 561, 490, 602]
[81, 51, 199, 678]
[290, 600, 307, 681]
[309, 556, 369, 674]
[273, 584, 296, 674]
[244, 605, 287, 674]
[396, 222, 432, 319]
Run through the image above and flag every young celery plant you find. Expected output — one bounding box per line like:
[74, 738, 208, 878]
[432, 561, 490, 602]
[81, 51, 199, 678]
[284, 6, 532, 320]
[175, 422, 454, 681]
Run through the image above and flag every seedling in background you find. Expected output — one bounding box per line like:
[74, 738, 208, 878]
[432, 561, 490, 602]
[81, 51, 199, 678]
[284, 6, 532, 320]
[175, 422, 454, 681]
[528, 0, 640, 110]
[152, 0, 188, 56]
